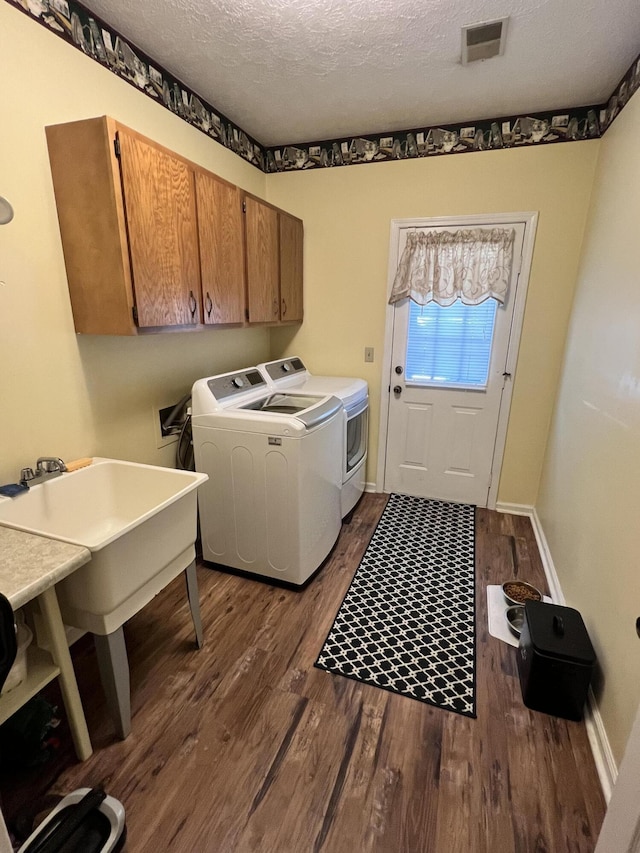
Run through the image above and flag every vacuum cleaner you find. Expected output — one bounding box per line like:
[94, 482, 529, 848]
[1, 595, 126, 852]
[17, 788, 126, 852]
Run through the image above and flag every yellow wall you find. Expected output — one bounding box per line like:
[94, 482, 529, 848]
[0, 2, 269, 484]
[537, 92, 640, 764]
[266, 143, 600, 504]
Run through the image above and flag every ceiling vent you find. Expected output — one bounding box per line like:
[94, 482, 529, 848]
[461, 18, 508, 65]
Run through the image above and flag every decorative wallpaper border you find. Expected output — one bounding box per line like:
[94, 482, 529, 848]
[6, 0, 640, 174]
[601, 51, 640, 133]
[6, 0, 266, 170]
[264, 105, 603, 172]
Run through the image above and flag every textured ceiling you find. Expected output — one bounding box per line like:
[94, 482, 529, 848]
[84, 0, 640, 146]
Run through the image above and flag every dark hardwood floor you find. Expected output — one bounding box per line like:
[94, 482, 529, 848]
[1, 495, 606, 851]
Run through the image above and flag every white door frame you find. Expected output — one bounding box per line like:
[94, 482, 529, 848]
[594, 699, 640, 852]
[376, 211, 538, 509]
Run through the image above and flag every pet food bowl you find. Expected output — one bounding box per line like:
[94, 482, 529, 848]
[505, 605, 526, 638]
[502, 580, 542, 607]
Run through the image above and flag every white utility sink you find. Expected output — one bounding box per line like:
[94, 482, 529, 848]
[0, 458, 208, 635]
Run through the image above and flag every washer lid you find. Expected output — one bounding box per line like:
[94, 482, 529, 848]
[241, 393, 342, 427]
[192, 394, 343, 435]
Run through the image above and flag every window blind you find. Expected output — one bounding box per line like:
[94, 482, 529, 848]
[405, 298, 498, 388]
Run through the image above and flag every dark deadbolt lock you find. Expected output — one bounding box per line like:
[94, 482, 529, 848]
[393, 385, 403, 396]
[395, 365, 403, 375]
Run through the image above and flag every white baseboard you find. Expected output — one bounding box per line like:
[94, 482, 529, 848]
[497, 502, 618, 801]
[529, 507, 565, 606]
[364, 481, 378, 493]
[585, 686, 618, 803]
[495, 501, 534, 516]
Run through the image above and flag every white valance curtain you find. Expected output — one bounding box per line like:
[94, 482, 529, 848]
[389, 227, 516, 307]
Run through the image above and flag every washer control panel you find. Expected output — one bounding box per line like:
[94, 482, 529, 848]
[263, 357, 306, 381]
[207, 369, 266, 400]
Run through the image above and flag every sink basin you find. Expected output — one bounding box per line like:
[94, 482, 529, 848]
[0, 458, 208, 634]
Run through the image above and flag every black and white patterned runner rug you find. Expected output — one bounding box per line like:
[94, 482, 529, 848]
[315, 493, 476, 717]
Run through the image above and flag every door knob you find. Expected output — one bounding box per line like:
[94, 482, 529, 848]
[395, 366, 403, 375]
[393, 385, 402, 396]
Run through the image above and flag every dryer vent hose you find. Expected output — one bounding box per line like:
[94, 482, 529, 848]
[162, 394, 195, 471]
[176, 415, 194, 471]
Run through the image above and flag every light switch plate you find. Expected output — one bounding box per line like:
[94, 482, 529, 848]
[364, 347, 374, 363]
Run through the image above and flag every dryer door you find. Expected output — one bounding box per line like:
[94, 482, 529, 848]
[346, 398, 368, 472]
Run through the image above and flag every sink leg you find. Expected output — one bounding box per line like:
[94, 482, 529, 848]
[185, 560, 203, 649]
[39, 587, 92, 760]
[94, 628, 131, 740]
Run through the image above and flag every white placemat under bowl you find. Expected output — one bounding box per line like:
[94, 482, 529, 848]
[486, 585, 552, 648]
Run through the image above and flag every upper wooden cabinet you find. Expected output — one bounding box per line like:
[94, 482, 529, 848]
[46, 116, 303, 335]
[244, 196, 304, 326]
[279, 212, 304, 323]
[245, 196, 280, 324]
[195, 171, 245, 325]
[118, 129, 202, 328]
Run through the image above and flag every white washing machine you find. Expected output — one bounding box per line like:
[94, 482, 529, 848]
[258, 357, 369, 517]
[191, 367, 344, 586]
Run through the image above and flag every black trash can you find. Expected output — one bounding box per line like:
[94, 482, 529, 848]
[517, 600, 596, 721]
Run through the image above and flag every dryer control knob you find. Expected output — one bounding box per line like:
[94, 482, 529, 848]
[282, 363, 292, 372]
[232, 377, 244, 388]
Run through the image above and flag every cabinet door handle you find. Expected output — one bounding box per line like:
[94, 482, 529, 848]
[189, 290, 197, 318]
[282, 298, 287, 317]
[205, 292, 213, 318]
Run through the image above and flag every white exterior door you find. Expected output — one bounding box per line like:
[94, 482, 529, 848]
[383, 220, 525, 507]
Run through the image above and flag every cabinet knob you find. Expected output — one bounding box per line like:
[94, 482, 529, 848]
[205, 292, 213, 318]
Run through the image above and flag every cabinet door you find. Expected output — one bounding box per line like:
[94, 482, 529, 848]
[195, 172, 245, 324]
[245, 196, 280, 323]
[279, 213, 303, 322]
[118, 130, 201, 327]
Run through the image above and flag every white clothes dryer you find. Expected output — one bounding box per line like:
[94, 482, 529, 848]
[257, 358, 369, 517]
[191, 367, 343, 586]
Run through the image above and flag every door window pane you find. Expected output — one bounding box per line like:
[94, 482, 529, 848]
[405, 298, 498, 388]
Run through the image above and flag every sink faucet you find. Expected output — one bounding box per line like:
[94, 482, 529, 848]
[20, 457, 67, 486]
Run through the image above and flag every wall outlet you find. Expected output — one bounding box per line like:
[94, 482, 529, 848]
[364, 347, 375, 363]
